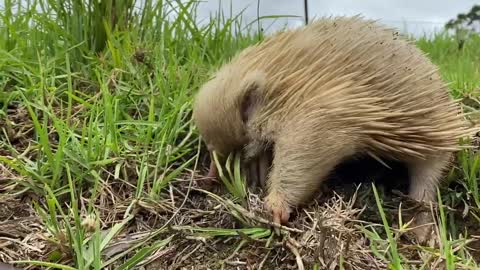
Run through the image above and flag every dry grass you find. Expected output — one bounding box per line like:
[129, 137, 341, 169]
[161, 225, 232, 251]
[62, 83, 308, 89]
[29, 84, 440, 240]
[2, 164, 480, 269]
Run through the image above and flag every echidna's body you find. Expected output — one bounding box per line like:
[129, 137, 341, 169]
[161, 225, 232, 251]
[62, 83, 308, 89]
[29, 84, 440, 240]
[193, 16, 476, 242]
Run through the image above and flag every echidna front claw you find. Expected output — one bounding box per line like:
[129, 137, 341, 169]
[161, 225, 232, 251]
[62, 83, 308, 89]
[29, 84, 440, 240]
[264, 192, 291, 235]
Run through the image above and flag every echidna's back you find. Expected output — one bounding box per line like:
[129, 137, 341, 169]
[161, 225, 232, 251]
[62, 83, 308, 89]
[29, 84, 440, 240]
[237, 16, 446, 107]
[228, 16, 472, 158]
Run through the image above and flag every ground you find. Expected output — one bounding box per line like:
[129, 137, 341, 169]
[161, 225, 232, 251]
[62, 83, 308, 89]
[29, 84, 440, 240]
[1, 1, 480, 269]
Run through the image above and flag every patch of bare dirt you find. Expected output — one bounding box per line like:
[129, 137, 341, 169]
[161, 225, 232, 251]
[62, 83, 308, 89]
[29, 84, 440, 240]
[0, 104, 33, 158]
[0, 196, 51, 268]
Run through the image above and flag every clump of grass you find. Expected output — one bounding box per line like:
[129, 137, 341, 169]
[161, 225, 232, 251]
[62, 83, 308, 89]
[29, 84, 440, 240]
[370, 183, 403, 269]
[211, 151, 248, 203]
[416, 33, 480, 97]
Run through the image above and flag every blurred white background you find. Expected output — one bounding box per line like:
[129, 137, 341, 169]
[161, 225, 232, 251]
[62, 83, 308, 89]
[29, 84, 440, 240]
[193, 0, 480, 38]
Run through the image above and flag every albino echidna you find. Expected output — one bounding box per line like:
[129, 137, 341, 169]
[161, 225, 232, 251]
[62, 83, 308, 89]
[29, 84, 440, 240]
[192, 15, 477, 243]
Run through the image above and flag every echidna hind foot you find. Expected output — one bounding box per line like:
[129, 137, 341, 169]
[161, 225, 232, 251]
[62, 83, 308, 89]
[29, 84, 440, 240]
[406, 153, 453, 244]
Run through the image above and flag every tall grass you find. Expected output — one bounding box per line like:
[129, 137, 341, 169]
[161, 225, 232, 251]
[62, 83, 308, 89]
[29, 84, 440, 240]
[416, 33, 480, 97]
[1, 0, 259, 191]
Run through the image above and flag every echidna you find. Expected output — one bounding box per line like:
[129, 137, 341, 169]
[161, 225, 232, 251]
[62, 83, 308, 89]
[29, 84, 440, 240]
[192, 15, 477, 243]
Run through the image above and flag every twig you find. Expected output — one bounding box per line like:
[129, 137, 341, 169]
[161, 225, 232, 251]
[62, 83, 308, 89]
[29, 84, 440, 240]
[0, 237, 42, 253]
[180, 242, 203, 262]
[191, 187, 304, 233]
[137, 244, 178, 267]
[286, 238, 304, 270]
[224, 260, 247, 266]
[169, 183, 175, 209]
[222, 197, 305, 234]
[257, 249, 271, 270]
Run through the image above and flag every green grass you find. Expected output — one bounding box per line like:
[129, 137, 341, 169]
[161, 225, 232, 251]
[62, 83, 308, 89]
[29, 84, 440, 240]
[416, 33, 480, 97]
[1, 0, 480, 269]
